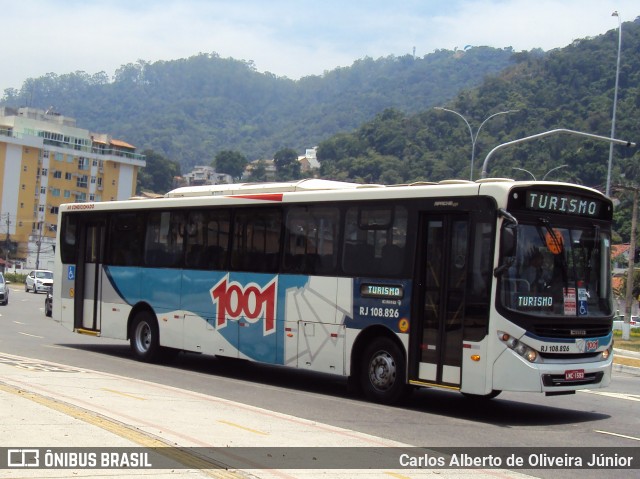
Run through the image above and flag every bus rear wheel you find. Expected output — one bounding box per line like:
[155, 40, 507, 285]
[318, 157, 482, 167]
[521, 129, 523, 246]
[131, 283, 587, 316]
[130, 311, 160, 362]
[360, 337, 408, 404]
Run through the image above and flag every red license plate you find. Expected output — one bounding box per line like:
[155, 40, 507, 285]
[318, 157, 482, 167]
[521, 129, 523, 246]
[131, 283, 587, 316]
[565, 369, 585, 380]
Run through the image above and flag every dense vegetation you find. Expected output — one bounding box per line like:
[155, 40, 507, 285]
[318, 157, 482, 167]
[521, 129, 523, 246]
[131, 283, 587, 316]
[317, 19, 640, 190]
[1, 47, 514, 168]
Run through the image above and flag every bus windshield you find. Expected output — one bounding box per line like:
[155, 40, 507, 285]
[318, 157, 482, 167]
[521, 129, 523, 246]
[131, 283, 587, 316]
[501, 221, 612, 318]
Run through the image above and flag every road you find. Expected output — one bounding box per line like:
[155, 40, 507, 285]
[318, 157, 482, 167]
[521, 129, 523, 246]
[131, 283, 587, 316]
[1, 287, 639, 478]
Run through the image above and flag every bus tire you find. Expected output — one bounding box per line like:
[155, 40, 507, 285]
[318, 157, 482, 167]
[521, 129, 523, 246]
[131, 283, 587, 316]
[360, 337, 408, 404]
[130, 311, 160, 362]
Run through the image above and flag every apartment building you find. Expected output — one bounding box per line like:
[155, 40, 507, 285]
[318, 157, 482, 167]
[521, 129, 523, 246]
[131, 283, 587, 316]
[0, 107, 145, 270]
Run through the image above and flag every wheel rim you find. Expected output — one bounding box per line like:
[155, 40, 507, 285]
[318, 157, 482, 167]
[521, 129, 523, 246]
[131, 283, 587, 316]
[134, 321, 152, 353]
[368, 350, 397, 392]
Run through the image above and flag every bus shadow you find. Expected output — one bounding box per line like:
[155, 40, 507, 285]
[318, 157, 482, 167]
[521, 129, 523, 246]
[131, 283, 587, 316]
[60, 343, 610, 427]
[400, 388, 610, 426]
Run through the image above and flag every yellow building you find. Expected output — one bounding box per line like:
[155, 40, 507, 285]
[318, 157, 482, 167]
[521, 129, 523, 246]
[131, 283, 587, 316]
[0, 107, 145, 270]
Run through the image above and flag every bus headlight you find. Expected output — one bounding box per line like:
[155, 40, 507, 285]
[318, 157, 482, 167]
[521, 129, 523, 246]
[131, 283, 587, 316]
[602, 346, 612, 360]
[498, 331, 538, 363]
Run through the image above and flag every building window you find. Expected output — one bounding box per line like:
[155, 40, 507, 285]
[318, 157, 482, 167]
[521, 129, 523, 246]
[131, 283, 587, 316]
[78, 157, 89, 170]
[42, 168, 48, 176]
[65, 172, 72, 180]
[55, 153, 63, 161]
[77, 175, 88, 188]
[40, 186, 46, 194]
[53, 171, 62, 179]
[64, 190, 71, 198]
[51, 188, 61, 197]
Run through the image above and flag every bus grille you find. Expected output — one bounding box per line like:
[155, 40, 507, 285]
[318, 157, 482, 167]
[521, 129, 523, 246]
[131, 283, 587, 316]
[533, 324, 611, 338]
[538, 352, 601, 360]
[542, 371, 604, 387]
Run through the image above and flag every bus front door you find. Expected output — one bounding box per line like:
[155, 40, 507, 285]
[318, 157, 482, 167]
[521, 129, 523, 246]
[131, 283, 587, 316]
[411, 215, 468, 389]
[73, 220, 106, 333]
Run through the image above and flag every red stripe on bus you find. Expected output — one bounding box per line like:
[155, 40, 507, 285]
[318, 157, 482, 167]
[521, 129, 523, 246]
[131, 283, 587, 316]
[228, 193, 284, 201]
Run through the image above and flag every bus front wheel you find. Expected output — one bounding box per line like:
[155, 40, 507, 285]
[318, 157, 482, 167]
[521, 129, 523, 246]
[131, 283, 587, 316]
[360, 337, 408, 404]
[130, 312, 160, 362]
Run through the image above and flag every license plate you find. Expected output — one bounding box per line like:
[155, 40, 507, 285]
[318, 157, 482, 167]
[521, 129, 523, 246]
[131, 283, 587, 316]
[565, 369, 585, 380]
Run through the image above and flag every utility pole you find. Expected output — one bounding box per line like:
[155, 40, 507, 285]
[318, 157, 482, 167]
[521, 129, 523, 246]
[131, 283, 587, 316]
[35, 221, 43, 270]
[3, 214, 10, 274]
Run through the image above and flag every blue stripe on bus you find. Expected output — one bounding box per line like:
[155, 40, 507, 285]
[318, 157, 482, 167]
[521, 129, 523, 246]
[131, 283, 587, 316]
[524, 330, 612, 345]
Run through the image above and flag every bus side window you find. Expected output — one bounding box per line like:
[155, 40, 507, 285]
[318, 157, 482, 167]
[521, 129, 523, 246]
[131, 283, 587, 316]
[60, 213, 78, 264]
[283, 206, 339, 275]
[464, 220, 492, 341]
[108, 212, 144, 266]
[342, 205, 407, 278]
[144, 211, 185, 268]
[185, 209, 230, 270]
[231, 208, 281, 273]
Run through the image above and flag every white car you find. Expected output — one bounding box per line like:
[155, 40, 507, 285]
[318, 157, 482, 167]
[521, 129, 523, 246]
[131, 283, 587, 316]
[613, 317, 640, 330]
[0, 273, 9, 305]
[25, 270, 53, 293]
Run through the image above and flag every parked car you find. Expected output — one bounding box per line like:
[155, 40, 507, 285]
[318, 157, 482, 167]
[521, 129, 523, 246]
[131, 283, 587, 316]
[25, 269, 53, 293]
[45, 287, 53, 317]
[0, 273, 9, 305]
[613, 316, 640, 330]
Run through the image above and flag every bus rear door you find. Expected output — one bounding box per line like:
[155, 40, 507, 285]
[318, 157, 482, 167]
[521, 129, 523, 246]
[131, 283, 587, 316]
[73, 219, 106, 334]
[411, 214, 469, 389]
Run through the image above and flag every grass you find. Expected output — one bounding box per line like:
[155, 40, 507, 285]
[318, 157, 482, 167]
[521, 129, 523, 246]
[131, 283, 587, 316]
[613, 330, 640, 353]
[613, 330, 640, 369]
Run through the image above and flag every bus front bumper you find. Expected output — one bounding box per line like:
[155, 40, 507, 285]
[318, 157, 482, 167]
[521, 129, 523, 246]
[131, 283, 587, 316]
[493, 351, 612, 393]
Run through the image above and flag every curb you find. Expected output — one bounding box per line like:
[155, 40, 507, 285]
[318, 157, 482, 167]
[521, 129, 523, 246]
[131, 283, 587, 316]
[613, 363, 640, 376]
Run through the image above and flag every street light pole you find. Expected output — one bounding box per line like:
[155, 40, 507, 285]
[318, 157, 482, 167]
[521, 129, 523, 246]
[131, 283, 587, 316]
[481, 128, 635, 179]
[434, 107, 518, 181]
[606, 11, 622, 197]
[511, 164, 569, 181]
[542, 164, 569, 181]
[512, 167, 536, 180]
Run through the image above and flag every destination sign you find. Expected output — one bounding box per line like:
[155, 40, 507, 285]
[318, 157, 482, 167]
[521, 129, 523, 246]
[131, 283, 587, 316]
[525, 191, 602, 218]
[360, 283, 404, 300]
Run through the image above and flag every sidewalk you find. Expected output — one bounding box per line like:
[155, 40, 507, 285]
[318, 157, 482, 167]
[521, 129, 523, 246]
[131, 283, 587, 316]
[0, 352, 537, 479]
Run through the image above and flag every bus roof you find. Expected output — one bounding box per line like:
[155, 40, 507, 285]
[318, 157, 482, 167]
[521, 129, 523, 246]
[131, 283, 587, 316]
[164, 178, 519, 198]
[165, 179, 381, 197]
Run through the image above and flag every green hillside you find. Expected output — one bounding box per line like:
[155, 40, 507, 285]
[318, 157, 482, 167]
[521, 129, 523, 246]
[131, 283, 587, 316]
[1, 47, 514, 167]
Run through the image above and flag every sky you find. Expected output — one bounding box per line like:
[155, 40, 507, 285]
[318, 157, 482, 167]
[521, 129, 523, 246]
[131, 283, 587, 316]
[1, 0, 639, 94]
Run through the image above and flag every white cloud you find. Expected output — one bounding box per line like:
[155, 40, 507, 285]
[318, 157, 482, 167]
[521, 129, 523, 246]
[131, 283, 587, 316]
[0, 0, 637, 92]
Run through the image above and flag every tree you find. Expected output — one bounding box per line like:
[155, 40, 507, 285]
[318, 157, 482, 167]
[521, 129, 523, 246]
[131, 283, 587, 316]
[250, 160, 269, 182]
[273, 148, 300, 181]
[137, 149, 181, 194]
[214, 150, 247, 180]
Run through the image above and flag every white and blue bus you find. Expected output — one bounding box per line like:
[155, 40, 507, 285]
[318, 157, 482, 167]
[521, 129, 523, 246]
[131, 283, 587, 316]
[54, 178, 614, 403]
